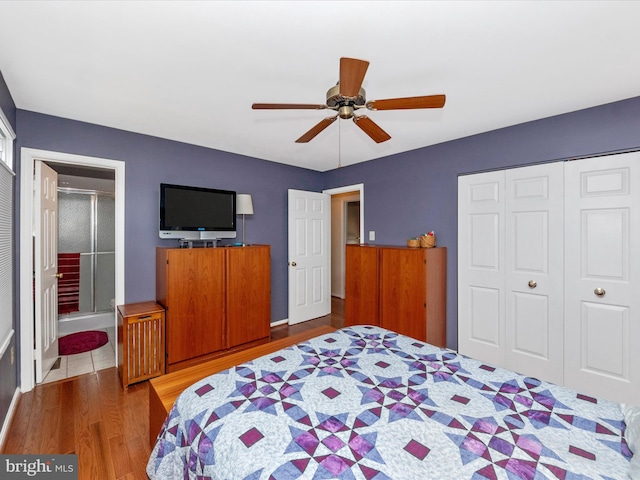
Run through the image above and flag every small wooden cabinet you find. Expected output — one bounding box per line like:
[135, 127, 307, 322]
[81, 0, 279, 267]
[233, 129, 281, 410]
[345, 245, 447, 347]
[157, 245, 271, 372]
[117, 301, 165, 389]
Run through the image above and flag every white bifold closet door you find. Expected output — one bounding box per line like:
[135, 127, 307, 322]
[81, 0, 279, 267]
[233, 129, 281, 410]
[564, 154, 640, 404]
[458, 162, 564, 385]
[459, 153, 640, 404]
[504, 163, 564, 385]
[457, 170, 506, 367]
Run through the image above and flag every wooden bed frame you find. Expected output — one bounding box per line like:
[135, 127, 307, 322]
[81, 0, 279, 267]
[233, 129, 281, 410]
[148, 325, 336, 447]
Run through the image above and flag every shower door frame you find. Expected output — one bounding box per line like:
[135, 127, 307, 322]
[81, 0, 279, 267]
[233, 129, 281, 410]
[58, 187, 116, 316]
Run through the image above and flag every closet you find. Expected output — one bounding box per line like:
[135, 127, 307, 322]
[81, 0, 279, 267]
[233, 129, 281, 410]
[458, 152, 639, 404]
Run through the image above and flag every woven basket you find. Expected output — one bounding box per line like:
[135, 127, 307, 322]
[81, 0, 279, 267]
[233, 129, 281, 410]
[420, 234, 436, 248]
[407, 238, 420, 248]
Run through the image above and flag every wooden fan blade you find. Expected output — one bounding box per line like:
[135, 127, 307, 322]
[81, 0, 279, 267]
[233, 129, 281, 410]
[339, 57, 369, 98]
[252, 103, 327, 110]
[295, 116, 338, 143]
[366, 94, 446, 111]
[353, 115, 391, 143]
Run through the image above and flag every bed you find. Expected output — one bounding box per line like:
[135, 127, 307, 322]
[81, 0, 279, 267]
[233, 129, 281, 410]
[147, 325, 633, 479]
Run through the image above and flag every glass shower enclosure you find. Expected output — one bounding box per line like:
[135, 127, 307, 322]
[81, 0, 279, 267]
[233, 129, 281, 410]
[57, 188, 115, 335]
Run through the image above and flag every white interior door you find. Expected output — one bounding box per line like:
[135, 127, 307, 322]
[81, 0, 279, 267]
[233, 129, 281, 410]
[458, 171, 506, 366]
[505, 163, 564, 384]
[34, 161, 59, 383]
[288, 189, 330, 325]
[564, 153, 640, 404]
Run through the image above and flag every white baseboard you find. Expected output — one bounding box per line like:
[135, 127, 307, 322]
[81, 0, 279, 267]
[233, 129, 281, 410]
[0, 387, 21, 451]
[270, 319, 289, 327]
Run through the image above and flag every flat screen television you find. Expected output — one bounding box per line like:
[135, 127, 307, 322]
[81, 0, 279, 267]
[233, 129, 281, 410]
[159, 183, 237, 241]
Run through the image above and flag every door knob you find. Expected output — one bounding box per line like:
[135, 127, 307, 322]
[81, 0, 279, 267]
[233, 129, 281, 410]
[289, 262, 297, 267]
[594, 287, 606, 297]
[54, 273, 64, 279]
[528, 280, 537, 288]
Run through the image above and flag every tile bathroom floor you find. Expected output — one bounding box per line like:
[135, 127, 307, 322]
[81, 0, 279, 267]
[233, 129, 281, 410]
[42, 326, 116, 384]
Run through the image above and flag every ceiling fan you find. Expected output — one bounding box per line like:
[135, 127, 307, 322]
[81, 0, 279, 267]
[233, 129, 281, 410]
[252, 57, 446, 144]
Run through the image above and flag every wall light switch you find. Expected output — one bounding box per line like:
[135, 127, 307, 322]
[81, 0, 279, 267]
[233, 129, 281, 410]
[369, 231, 375, 241]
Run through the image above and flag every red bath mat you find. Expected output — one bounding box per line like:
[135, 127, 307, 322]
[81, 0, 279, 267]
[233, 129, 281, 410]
[59, 330, 108, 355]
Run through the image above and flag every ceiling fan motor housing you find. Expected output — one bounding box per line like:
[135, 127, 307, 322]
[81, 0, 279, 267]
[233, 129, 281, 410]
[326, 84, 365, 119]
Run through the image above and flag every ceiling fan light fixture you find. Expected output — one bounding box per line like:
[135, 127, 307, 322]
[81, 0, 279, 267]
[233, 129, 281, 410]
[338, 105, 354, 119]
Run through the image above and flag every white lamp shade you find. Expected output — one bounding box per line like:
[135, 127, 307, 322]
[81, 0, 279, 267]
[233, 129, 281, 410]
[236, 194, 254, 215]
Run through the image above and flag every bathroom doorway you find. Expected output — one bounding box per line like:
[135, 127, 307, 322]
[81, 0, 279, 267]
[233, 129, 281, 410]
[19, 148, 125, 392]
[54, 163, 116, 336]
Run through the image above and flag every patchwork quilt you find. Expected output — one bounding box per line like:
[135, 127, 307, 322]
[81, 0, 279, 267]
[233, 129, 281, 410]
[147, 326, 632, 479]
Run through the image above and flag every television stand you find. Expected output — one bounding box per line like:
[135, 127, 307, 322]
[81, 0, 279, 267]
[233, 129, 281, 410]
[178, 239, 219, 248]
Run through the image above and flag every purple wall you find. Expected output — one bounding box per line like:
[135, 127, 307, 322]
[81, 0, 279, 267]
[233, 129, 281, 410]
[0, 71, 16, 131]
[323, 95, 640, 348]
[16, 110, 324, 324]
[12, 96, 640, 358]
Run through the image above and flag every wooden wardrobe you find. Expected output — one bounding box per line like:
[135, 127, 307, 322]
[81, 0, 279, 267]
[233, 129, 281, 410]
[345, 245, 447, 348]
[156, 245, 270, 372]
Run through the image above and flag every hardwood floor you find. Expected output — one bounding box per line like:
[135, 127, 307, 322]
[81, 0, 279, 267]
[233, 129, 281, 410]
[2, 299, 345, 480]
[270, 296, 344, 340]
[3, 368, 150, 479]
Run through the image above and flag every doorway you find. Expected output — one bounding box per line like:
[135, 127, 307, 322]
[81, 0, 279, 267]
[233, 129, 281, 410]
[54, 164, 116, 336]
[283, 184, 363, 331]
[19, 148, 125, 392]
[324, 183, 364, 312]
[330, 192, 361, 299]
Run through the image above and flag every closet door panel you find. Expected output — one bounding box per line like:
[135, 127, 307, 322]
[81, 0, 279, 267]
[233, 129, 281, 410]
[565, 153, 640, 404]
[582, 209, 628, 279]
[468, 286, 501, 345]
[580, 302, 628, 380]
[505, 163, 564, 385]
[512, 292, 549, 359]
[458, 171, 506, 366]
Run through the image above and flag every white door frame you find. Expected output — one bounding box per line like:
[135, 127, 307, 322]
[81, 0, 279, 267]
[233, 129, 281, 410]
[323, 183, 364, 244]
[19, 148, 125, 392]
[325, 184, 364, 299]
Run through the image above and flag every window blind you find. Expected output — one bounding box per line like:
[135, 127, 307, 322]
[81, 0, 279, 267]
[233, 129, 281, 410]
[0, 159, 14, 356]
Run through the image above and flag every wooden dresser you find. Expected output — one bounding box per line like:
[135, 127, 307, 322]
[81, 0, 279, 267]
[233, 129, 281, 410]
[345, 245, 447, 347]
[156, 245, 271, 372]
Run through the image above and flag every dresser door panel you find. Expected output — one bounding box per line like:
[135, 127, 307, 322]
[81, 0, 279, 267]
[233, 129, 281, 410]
[379, 248, 426, 341]
[345, 245, 379, 326]
[165, 249, 225, 364]
[227, 246, 271, 348]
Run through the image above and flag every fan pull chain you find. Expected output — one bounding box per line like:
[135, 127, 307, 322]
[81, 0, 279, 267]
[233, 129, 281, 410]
[338, 120, 342, 168]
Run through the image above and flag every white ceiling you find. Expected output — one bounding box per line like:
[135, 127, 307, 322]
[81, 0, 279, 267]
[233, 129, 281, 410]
[1, 1, 639, 172]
